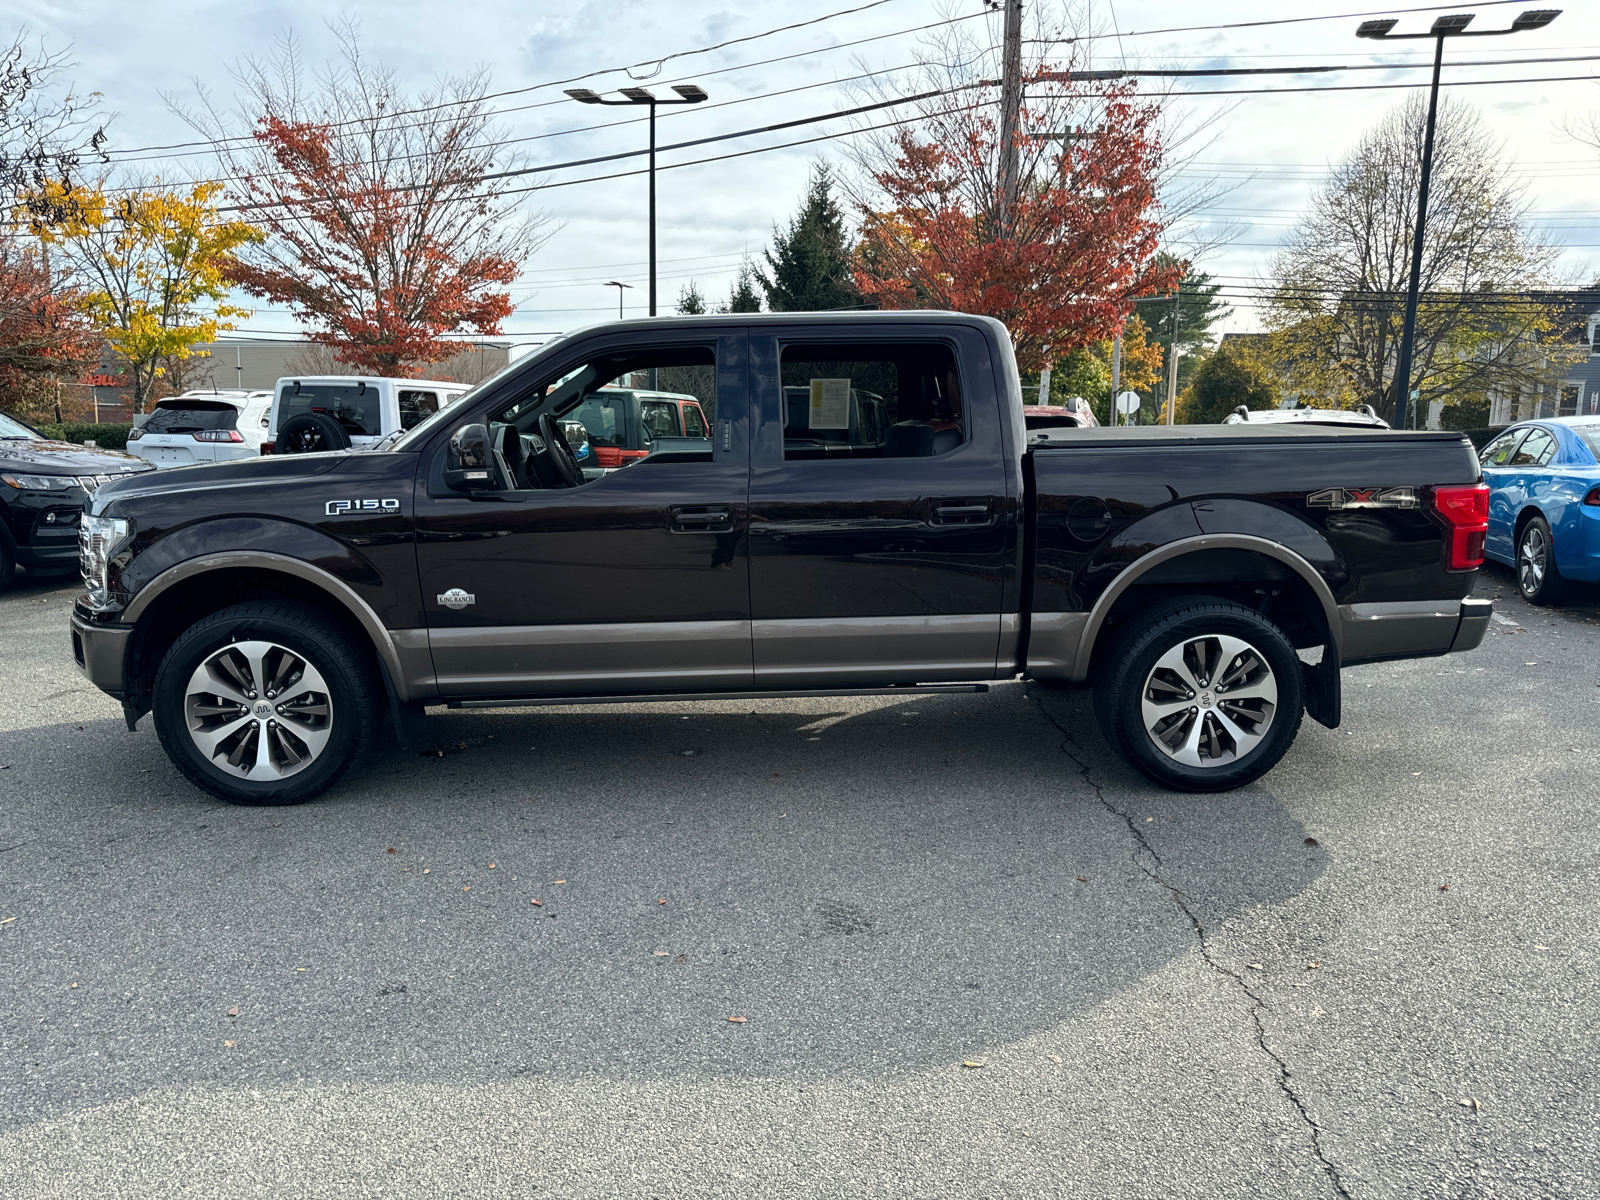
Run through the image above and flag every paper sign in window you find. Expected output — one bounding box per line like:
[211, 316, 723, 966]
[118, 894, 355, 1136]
[809, 378, 850, 429]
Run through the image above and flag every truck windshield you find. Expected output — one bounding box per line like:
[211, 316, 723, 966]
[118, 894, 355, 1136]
[279, 383, 382, 437]
[0, 412, 35, 438]
[140, 401, 239, 434]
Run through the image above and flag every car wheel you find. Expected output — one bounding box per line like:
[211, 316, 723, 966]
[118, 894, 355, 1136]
[0, 541, 14, 592]
[277, 412, 352, 454]
[1516, 516, 1566, 605]
[152, 602, 379, 805]
[1093, 597, 1305, 793]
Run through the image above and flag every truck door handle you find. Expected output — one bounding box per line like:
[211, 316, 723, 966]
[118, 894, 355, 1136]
[670, 504, 733, 533]
[929, 499, 992, 526]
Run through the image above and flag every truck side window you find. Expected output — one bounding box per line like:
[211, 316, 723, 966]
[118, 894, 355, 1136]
[399, 390, 440, 431]
[778, 341, 963, 461]
[486, 344, 717, 487]
[682, 404, 708, 438]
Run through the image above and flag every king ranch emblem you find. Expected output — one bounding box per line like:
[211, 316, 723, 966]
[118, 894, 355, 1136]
[1306, 487, 1419, 510]
[437, 588, 476, 610]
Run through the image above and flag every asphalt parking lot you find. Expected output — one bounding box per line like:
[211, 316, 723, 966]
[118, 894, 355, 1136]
[1, 563, 1595, 1199]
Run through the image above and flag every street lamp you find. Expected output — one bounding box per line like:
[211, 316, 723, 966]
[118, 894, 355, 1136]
[604, 280, 633, 319]
[1355, 8, 1560, 429]
[565, 83, 710, 317]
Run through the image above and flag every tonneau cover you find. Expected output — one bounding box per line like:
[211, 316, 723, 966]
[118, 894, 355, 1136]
[1026, 424, 1470, 450]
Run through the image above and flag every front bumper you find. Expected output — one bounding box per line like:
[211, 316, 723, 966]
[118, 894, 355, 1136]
[70, 607, 133, 697]
[1339, 597, 1493, 663]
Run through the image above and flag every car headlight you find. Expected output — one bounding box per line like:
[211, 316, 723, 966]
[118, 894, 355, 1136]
[1, 473, 77, 490]
[79, 514, 134, 612]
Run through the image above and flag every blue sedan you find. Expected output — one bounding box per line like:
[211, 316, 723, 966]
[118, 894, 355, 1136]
[1478, 418, 1600, 603]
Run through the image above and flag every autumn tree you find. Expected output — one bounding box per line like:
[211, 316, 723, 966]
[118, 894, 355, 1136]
[1179, 337, 1281, 424]
[0, 239, 96, 419]
[178, 27, 552, 375]
[1028, 315, 1163, 424]
[1266, 95, 1567, 426]
[30, 179, 259, 412]
[1, 30, 108, 221]
[760, 164, 859, 312]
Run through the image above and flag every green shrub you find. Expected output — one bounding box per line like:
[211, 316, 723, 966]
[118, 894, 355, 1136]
[31, 423, 135, 452]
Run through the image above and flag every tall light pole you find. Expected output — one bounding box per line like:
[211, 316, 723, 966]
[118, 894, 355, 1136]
[604, 280, 632, 319]
[565, 83, 710, 317]
[1356, 8, 1559, 430]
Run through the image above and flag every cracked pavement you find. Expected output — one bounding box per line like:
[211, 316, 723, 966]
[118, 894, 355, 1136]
[1, 561, 1596, 1198]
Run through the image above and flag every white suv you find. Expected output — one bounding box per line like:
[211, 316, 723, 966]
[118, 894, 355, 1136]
[126, 390, 274, 468]
[266, 376, 468, 454]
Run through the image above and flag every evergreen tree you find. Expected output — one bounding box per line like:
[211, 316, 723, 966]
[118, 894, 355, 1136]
[676, 280, 709, 315]
[759, 163, 860, 312]
[1145, 254, 1232, 357]
[725, 258, 762, 313]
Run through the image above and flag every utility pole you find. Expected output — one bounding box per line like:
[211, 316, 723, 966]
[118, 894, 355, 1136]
[1165, 286, 1182, 425]
[997, 0, 1024, 232]
[1110, 333, 1122, 427]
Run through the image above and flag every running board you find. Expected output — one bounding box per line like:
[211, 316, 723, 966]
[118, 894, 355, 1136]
[445, 684, 989, 710]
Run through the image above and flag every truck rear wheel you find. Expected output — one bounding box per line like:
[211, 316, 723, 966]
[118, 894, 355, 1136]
[152, 602, 378, 805]
[1093, 597, 1304, 793]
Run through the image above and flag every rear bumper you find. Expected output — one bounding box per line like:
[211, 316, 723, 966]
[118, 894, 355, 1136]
[70, 608, 132, 698]
[1340, 597, 1492, 663]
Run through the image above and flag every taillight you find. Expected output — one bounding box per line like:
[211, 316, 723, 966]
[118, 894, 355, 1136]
[126, 427, 143, 441]
[1433, 483, 1489, 569]
[260, 442, 274, 455]
[1585, 486, 1600, 507]
[192, 429, 244, 443]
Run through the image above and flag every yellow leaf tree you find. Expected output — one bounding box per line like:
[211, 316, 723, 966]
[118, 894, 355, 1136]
[30, 180, 261, 412]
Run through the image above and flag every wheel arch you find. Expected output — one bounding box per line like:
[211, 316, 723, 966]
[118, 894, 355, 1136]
[1039, 535, 1342, 683]
[122, 553, 412, 704]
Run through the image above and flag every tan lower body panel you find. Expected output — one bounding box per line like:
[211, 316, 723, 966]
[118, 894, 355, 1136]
[751, 613, 1001, 687]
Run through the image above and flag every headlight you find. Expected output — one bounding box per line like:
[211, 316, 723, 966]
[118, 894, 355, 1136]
[1, 474, 77, 490]
[79, 514, 133, 612]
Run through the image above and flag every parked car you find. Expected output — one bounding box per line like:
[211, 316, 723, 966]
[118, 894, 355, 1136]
[266, 376, 469, 454]
[1023, 404, 1093, 431]
[568, 387, 709, 467]
[71, 311, 1491, 806]
[126, 390, 273, 468]
[1223, 405, 1390, 429]
[1478, 418, 1600, 603]
[0, 410, 155, 591]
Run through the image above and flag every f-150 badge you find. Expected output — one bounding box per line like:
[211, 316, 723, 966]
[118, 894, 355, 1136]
[437, 588, 476, 610]
[325, 498, 400, 515]
[1307, 487, 1418, 510]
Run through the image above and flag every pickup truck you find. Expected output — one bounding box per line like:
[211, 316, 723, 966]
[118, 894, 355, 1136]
[69, 312, 1492, 805]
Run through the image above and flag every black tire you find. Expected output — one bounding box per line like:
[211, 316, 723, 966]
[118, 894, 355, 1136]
[152, 602, 379, 805]
[1516, 515, 1567, 605]
[277, 412, 352, 454]
[1093, 597, 1305, 793]
[0, 540, 14, 592]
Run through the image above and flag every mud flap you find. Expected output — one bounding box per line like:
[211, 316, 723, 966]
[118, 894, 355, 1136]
[122, 698, 151, 732]
[377, 657, 431, 750]
[1302, 644, 1341, 730]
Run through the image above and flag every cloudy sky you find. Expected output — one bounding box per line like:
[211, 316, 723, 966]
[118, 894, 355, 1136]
[16, 0, 1600, 352]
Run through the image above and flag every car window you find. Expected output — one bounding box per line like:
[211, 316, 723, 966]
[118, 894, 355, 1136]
[0, 412, 37, 438]
[1571, 423, 1600, 462]
[1478, 429, 1526, 467]
[398, 389, 440, 431]
[683, 404, 708, 438]
[639, 400, 682, 439]
[277, 382, 382, 437]
[140, 401, 240, 433]
[778, 341, 964, 461]
[1509, 427, 1556, 467]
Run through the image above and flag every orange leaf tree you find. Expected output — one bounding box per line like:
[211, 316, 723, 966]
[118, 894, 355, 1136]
[181, 27, 551, 376]
[852, 77, 1179, 374]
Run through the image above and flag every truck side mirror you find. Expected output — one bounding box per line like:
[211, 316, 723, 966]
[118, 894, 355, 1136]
[445, 423, 496, 491]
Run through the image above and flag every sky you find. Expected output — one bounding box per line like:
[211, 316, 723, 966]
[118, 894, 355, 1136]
[14, 0, 1600, 355]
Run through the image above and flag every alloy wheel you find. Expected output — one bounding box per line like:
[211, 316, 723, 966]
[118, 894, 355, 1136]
[1139, 633, 1278, 768]
[184, 640, 333, 779]
[1519, 524, 1546, 595]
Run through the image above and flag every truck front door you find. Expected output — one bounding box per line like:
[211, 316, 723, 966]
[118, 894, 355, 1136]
[413, 331, 751, 697]
[745, 325, 1019, 686]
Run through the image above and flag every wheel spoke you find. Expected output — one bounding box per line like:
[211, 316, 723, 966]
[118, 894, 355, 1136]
[190, 713, 254, 759]
[1212, 707, 1266, 757]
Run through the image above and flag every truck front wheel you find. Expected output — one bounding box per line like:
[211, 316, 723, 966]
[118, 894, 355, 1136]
[152, 602, 379, 805]
[1093, 597, 1304, 793]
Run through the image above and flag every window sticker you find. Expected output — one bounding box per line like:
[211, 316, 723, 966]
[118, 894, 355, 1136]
[808, 378, 850, 429]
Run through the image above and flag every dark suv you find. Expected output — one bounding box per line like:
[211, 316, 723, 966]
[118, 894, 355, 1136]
[0, 411, 155, 591]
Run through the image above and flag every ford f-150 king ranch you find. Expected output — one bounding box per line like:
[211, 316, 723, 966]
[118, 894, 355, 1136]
[69, 312, 1492, 805]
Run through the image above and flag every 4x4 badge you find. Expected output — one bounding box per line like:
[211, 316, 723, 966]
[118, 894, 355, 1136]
[1307, 487, 1418, 510]
[437, 588, 476, 610]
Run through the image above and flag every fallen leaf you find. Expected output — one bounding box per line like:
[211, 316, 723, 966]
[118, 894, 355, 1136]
[1439, 884, 1450, 891]
[658, 897, 666, 905]
[1076, 876, 1088, 882]
[70, 982, 78, 988]
[1291, 982, 1309, 988]
[422, 868, 430, 874]
[530, 899, 542, 907]
[652, 951, 668, 957]
[0, 917, 15, 925]
[1311, 1006, 1324, 1018]
[1145, 817, 1154, 823]
[675, 953, 687, 963]
[1047, 1054, 1062, 1064]
[488, 864, 496, 869]
[386, 848, 396, 854]
[463, 886, 471, 892]
[961, 1059, 986, 1068]
[554, 880, 567, 885]
[1247, 963, 1264, 971]
[1307, 961, 1321, 969]
[727, 1015, 747, 1024]
[1534, 943, 1548, 950]
[227, 1006, 239, 1017]
[1304, 837, 1320, 847]
[680, 749, 699, 757]
[224, 1040, 235, 1048]
[296, 968, 306, 972]
[1459, 1097, 1480, 1111]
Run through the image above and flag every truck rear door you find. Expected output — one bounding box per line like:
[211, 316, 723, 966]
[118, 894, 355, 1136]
[745, 323, 1018, 686]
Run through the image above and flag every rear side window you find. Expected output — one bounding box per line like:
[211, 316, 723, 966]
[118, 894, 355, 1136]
[1478, 429, 1525, 467]
[399, 389, 440, 431]
[1509, 427, 1556, 467]
[140, 401, 239, 433]
[683, 405, 708, 438]
[278, 383, 382, 437]
[779, 341, 964, 460]
[571, 395, 626, 447]
[1572, 423, 1600, 462]
[639, 400, 681, 439]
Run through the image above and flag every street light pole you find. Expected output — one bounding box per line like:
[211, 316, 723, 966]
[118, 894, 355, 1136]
[1355, 8, 1560, 430]
[604, 280, 632, 319]
[565, 83, 709, 318]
